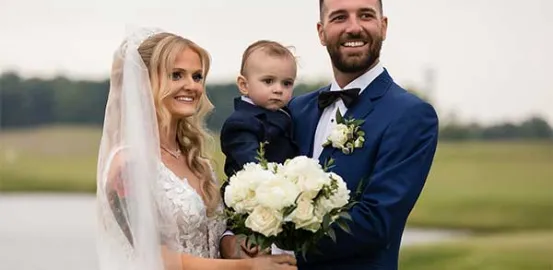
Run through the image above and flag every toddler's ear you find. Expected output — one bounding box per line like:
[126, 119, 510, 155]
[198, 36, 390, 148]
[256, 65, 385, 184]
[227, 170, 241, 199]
[236, 75, 249, 96]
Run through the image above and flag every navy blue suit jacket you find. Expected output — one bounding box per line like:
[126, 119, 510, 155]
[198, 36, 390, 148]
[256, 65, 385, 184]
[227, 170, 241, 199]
[288, 70, 439, 270]
[220, 97, 299, 179]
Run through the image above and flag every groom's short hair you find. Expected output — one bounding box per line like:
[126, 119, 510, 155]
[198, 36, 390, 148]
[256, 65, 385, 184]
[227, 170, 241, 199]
[240, 40, 296, 76]
[319, 0, 383, 19]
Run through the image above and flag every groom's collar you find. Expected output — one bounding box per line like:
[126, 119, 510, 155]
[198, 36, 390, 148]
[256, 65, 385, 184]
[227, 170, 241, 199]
[329, 61, 384, 94]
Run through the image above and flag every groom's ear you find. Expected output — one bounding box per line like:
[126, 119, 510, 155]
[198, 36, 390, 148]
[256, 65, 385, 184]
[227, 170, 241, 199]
[381, 16, 388, 41]
[317, 22, 327, 46]
[236, 75, 249, 96]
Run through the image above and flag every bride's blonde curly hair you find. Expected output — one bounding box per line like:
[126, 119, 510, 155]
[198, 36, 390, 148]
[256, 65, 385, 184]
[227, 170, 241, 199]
[138, 32, 220, 215]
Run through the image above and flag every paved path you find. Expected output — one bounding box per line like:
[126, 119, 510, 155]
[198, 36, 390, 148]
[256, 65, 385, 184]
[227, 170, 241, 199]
[0, 194, 465, 270]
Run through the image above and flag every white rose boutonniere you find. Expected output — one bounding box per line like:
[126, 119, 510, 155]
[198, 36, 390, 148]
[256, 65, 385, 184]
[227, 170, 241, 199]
[322, 109, 365, 154]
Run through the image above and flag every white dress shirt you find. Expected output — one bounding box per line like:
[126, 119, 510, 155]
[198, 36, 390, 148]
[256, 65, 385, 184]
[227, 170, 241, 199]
[312, 62, 384, 159]
[241, 95, 255, 104]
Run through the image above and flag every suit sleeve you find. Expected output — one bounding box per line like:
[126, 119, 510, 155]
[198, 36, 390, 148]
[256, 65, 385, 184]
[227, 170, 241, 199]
[220, 117, 264, 176]
[305, 102, 439, 262]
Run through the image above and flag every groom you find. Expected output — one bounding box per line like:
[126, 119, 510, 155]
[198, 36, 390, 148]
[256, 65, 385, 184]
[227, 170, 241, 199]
[287, 0, 439, 269]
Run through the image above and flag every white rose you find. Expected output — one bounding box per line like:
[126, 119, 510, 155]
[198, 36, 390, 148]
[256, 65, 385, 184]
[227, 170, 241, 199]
[314, 172, 350, 218]
[245, 206, 283, 237]
[280, 156, 331, 199]
[224, 163, 272, 213]
[327, 124, 350, 148]
[255, 175, 300, 210]
[224, 183, 257, 213]
[288, 195, 321, 232]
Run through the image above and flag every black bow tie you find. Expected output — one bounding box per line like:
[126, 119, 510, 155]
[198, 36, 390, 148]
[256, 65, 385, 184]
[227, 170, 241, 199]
[318, 88, 361, 109]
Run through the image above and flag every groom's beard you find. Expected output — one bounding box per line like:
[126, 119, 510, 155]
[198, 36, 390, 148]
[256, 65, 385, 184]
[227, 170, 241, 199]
[326, 31, 383, 74]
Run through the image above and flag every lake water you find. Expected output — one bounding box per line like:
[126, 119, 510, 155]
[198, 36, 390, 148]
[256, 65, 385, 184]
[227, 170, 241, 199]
[0, 193, 466, 270]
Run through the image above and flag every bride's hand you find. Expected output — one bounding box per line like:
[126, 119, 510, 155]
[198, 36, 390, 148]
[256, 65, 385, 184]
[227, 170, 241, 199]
[249, 254, 297, 270]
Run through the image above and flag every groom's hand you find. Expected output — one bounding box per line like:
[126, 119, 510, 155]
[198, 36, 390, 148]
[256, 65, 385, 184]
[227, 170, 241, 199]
[241, 238, 263, 257]
[220, 235, 258, 259]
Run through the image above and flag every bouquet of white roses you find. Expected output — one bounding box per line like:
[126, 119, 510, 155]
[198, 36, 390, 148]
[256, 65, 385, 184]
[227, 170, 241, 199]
[223, 143, 355, 259]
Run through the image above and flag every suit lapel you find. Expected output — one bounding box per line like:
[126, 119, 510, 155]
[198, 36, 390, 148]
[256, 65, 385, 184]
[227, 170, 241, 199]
[318, 70, 393, 165]
[344, 69, 392, 120]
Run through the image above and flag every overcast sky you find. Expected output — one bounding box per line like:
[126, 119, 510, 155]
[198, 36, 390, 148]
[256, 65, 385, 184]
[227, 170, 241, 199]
[1, 0, 551, 124]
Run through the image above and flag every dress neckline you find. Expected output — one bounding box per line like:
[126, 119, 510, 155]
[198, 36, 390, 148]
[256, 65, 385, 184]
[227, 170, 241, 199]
[160, 162, 205, 206]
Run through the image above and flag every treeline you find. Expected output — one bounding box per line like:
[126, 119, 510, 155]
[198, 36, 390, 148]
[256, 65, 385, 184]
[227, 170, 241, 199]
[440, 117, 553, 141]
[0, 72, 319, 132]
[1, 72, 551, 141]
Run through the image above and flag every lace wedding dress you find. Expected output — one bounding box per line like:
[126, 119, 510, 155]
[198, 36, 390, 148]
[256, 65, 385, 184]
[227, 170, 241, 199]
[96, 148, 227, 269]
[156, 162, 227, 258]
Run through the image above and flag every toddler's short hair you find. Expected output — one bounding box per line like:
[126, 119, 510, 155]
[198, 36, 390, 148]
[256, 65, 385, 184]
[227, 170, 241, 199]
[240, 40, 296, 76]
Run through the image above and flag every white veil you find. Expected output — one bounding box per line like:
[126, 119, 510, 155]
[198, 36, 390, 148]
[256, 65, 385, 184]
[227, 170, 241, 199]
[95, 27, 182, 270]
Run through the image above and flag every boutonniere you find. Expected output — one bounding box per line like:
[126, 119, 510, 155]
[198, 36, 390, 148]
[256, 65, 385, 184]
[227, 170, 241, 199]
[322, 109, 365, 154]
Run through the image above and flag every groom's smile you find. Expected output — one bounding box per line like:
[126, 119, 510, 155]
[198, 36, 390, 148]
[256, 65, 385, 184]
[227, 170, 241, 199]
[340, 38, 369, 54]
[342, 41, 367, 47]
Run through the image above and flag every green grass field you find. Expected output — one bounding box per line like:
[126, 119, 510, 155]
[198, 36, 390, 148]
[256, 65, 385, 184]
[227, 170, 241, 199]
[409, 141, 553, 232]
[399, 231, 553, 270]
[1, 126, 552, 269]
[0, 126, 100, 192]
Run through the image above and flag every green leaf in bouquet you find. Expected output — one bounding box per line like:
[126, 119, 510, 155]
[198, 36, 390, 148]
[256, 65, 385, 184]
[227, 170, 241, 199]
[263, 239, 274, 252]
[355, 176, 368, 199]
[338, 211, 353, 222]
[335, 108, 345, 124]
[322, 213, 332, 231]
[245, 233, 273, 252]
[335, 219, 352, 235]
[257, 236, 266, 251]
[327, 227, 337, 243]
[247, 234, 258, 246]
[352, 119, 365, 126]
[323, 158, 335, 172]
[255, 141, 269, 169]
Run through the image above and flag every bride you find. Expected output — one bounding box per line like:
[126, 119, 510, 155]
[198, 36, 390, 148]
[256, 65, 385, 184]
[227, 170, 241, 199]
[95, 28, 297, 270]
